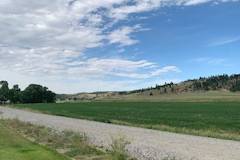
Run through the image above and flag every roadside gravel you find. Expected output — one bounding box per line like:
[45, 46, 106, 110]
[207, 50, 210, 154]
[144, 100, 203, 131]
[0, 106, 239, 160]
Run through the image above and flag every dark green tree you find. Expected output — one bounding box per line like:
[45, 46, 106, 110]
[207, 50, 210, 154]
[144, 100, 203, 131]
[9, 85, 22, 103]
[0, 81, 9, 103]
[42, 87, 56, 103]
[22, 84, 56, 103]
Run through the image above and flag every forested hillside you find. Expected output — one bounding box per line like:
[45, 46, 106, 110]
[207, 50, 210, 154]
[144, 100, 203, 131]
[128, 74, 240, 95]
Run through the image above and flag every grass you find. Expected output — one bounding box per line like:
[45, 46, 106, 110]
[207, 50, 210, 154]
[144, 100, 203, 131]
[14, 101, 240, 141]
[1, 119, 134, 160]
[0, 121, 69, 160]
[98, 91, 240, 102]
[110, 136, 130, 160]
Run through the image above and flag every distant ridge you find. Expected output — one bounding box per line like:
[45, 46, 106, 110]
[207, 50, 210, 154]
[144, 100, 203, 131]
[128, 74, 240, 95]
[57, 74, 240, 101]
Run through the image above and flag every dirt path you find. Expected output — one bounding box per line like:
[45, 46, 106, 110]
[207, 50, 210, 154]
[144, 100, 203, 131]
[0, 106, 239, 160]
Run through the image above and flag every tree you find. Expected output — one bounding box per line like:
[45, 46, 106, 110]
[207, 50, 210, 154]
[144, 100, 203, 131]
[0, 81, 9, 103]
[171, 86, 175, 93]
[164, 87, 167, 93]
[9, 85, 22, 103]
[230, 80, 240, 92]
[22, 84, 56, 103]
[42, 87, 56, 103]
[193, 81, 202, 90]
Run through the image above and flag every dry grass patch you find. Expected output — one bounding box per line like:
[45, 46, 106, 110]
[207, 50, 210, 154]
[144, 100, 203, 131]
[110, 136, 135, 160]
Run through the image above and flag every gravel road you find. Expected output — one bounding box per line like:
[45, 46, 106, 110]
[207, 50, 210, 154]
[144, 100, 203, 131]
[0, 106, 239, 160]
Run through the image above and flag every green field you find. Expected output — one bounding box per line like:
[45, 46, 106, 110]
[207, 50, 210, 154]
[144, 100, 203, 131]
[15, 102, 240, 141]
[0, 122, 68, 160]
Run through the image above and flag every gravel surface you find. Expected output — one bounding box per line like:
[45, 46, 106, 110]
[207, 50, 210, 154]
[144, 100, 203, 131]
[0, 106, 239, 160]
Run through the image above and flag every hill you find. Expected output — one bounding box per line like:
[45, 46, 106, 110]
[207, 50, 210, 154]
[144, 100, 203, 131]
[127, 74, 240, 95]
[57, 74, 240, 102]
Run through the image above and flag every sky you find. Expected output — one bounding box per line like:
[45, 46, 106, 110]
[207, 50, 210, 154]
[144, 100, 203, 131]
[0, 0, 240, 93]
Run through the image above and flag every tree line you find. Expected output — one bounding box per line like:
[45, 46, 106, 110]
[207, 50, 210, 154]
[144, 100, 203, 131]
[0, 81, 56, 104]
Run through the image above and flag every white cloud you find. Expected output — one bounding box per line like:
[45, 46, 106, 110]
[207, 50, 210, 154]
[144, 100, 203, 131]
[108, 25, 141, 46]
[208, 36, 240, 46]
[177, 0, 238, 6]
[191, 57, 226, 65]
[151, 66, 181, 76]
[182, 0, 213, 5]
[109, 0, 162, 20]
[0, 45, 180, 79]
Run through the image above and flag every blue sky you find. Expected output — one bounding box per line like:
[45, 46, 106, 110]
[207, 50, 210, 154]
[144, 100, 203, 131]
[136, 2, 240, 79]
[0, 0, 240, 93]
